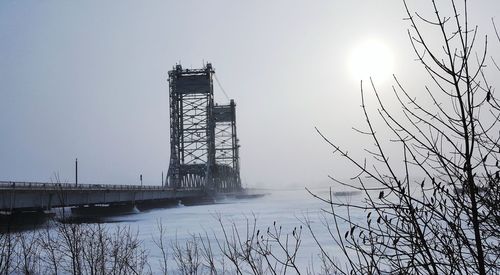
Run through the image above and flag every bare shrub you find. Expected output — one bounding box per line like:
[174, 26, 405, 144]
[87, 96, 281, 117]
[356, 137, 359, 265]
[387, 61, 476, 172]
[153, 220, 169, 275]
[0, 230, 16, 274]
[172, 234, 201, 275]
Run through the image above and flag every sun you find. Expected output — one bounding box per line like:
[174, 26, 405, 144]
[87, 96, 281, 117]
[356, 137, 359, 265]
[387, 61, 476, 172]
[348, 39, 395, 84]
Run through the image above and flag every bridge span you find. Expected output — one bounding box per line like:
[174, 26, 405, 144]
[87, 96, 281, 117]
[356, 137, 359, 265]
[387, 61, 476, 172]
[0, 181, 209, 212]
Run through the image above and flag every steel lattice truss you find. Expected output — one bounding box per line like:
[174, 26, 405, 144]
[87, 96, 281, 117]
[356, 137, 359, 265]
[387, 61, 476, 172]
[213, 101, 240, 190]
[215, 122, 234, 165]
[167, 64, 241, 191]
[181, 94, 211, 165]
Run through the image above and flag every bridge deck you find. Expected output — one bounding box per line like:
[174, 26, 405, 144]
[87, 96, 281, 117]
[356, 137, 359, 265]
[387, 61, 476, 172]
[0, 181, 208, 212]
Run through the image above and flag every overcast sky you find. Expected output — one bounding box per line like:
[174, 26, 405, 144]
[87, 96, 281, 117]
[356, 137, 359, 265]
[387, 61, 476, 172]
[1, 1, 499, 188]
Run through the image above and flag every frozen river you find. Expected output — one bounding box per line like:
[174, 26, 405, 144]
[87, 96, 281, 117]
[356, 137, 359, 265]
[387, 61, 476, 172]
[98, 187, 362, 273]
[1, 187, 363, 274]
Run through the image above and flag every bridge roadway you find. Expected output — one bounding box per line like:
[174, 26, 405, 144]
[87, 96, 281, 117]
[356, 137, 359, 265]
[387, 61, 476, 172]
[0, 181, 208, 212]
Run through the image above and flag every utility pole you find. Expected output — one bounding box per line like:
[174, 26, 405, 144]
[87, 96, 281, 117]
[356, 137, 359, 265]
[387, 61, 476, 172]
[161, 171, 164, 187]
[75, 158, 78, 187]
[140, 174, 143, 187]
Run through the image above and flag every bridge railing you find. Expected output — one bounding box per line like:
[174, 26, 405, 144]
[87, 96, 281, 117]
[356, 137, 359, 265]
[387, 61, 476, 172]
[0, 181, 202, 191]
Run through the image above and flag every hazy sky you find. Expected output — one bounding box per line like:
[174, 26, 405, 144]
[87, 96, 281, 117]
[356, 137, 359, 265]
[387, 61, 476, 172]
[1, 1, 499, 188]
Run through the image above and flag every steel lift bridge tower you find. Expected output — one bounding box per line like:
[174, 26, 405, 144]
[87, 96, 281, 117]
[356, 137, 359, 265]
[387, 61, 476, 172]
[167, 63, 241, 191]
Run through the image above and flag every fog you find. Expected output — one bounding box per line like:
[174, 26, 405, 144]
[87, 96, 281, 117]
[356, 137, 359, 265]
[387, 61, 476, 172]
[1, 0, 499, 188]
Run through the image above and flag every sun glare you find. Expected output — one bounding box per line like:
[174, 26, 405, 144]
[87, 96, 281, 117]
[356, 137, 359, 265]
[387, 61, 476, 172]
[348, 39, 394, 84]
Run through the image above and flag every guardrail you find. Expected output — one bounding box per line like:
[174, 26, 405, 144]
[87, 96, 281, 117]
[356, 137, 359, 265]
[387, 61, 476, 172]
[0, 181, 201, 192]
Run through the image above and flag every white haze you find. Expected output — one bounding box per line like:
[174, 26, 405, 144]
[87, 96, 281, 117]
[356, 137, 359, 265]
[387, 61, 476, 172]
[0, 1, 499, 189]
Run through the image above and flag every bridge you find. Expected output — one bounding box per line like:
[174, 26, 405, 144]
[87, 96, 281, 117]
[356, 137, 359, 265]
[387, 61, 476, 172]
[0, 181, 207, 212]
[0, 62, 242, 213]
